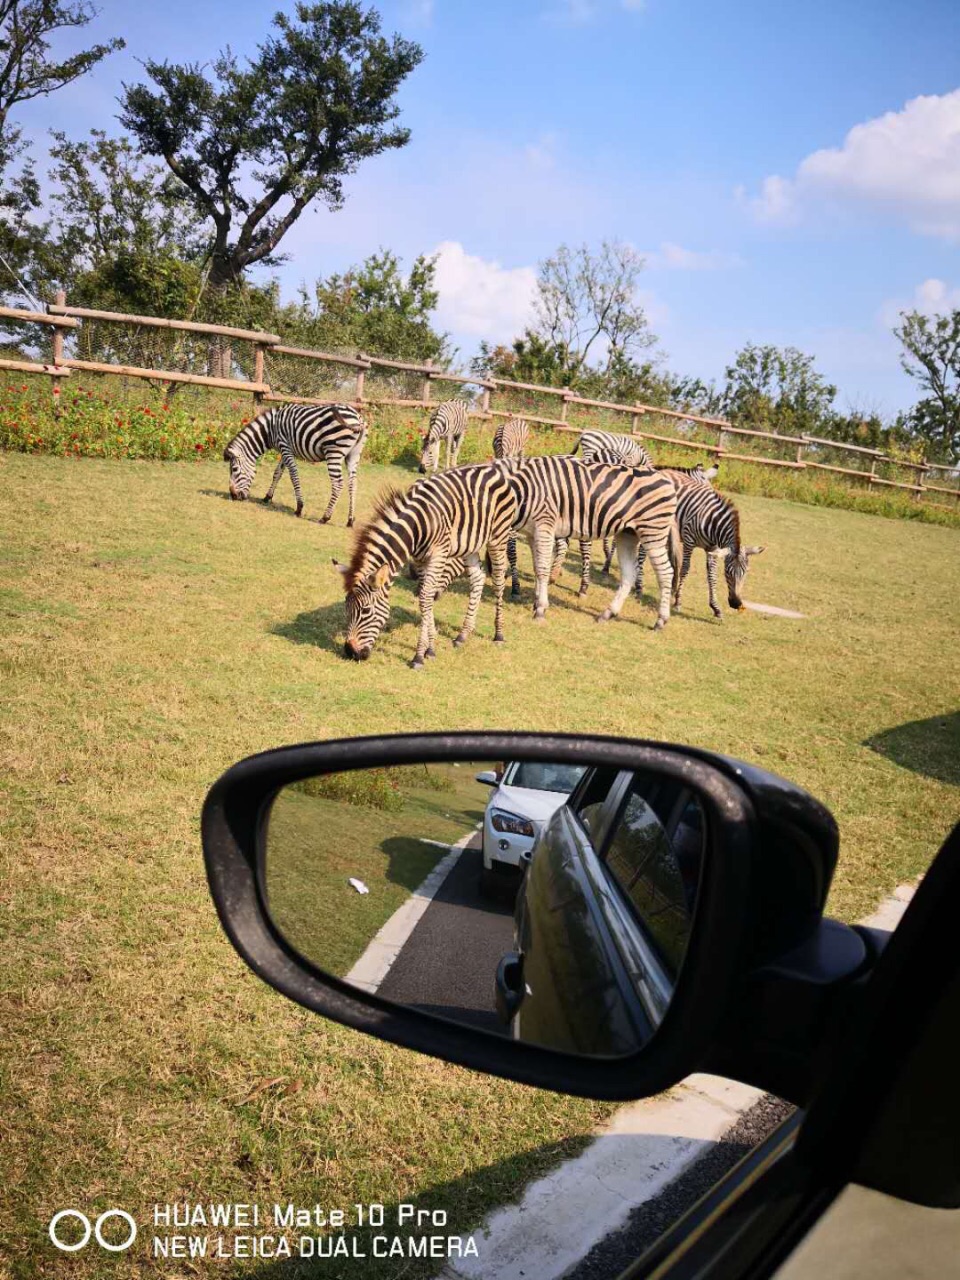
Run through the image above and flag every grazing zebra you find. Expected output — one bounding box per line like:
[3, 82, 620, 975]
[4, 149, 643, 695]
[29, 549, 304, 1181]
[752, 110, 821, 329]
[554, 454, 719, 594]
[336, 463, 516, 669]
[223, 403, 368, 525]
[662, 484, 765, 619]
[506, 456, 678, 630]
[492, 417, 530, 596]
[493, 415, 530, 460]
[607, 460, 719, 581]
[419, 399, 470, 473]
[572, 428, 653, 468]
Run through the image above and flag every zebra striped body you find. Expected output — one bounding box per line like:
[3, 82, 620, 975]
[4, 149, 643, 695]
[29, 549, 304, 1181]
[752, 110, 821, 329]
[493, 416, 530, 460]
[663, 484, 764, 619]
[614, 462, 719, 591]
[555, 454, 719, 593]
[492, 417, 530, 596]
[419, 399, 470, 473]
[506, 456, 678, 630]
[223, 403, 368, 525]
[339, 463, 516, 668]
[573, 428, 653, 468]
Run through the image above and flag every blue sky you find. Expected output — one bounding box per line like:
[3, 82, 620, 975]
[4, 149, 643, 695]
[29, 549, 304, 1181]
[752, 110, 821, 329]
[14, 0, 960, 415]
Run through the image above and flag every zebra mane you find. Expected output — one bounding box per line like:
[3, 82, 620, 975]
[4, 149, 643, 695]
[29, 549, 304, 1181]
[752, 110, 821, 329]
[223, 408, 275, 459]
[344, 485, 411, 590]
[728, 500, 742, 553]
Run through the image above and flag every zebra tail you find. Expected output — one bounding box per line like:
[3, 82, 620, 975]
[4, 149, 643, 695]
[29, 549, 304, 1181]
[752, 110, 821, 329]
[569, 436, 581, 456]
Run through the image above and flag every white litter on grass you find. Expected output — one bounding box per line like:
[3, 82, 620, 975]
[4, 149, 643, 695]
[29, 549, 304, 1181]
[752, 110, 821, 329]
[348, 878, 369, 895]
[743, 601, 805, 619]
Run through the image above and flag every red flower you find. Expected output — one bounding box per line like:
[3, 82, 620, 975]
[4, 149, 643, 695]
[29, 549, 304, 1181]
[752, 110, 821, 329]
[195, 443, 204, 452]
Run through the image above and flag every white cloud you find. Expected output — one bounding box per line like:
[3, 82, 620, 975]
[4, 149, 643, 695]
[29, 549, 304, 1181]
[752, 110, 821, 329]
[648, 241, 744, 270]
[430, 241, 538, 342]
[745, 88, 960, 240]
[878, 278, 960, 328]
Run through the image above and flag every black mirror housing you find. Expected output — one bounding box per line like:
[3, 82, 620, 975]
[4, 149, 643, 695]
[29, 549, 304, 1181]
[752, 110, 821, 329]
[201, 732, 865, 1104]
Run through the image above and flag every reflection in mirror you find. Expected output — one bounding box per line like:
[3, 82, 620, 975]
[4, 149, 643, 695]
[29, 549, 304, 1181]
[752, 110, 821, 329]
[262, 758, 707, 1059]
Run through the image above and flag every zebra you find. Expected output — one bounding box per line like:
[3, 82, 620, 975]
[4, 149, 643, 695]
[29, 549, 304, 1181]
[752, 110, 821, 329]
[572, 428, 653, 468]
[492, 417, 529, 595]
[505, 455, 679, 630]
[553, 454, 720, 594]
[605, 460, 719, 581]
[493, 415, 530, 460]
[336, 463, 517, 669]
[661, 484, 765, 619]
[419, 399, 470, 473]
[223, 403, 368, 525]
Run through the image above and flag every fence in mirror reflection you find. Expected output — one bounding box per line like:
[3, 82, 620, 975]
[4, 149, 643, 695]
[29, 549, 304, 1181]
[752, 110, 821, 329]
[262, 756, 707, 1058]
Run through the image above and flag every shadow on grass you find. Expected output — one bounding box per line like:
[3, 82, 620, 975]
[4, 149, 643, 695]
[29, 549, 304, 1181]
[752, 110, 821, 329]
[864, 712, 960, 785]
[270, 601, 425, 652]
[199, 487, 340, 525]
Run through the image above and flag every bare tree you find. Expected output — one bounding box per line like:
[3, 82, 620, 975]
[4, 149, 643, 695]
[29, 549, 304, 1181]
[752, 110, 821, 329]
[533, 240, 655, 380]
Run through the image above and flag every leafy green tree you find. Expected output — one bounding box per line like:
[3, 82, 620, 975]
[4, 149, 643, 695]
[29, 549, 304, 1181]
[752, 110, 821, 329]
[0, 0, 123, 146]
[723, 343, 837, 437]
[894, 309, 960, 463]
[289, 248, 450, 361]
[119, 2, 423, 307]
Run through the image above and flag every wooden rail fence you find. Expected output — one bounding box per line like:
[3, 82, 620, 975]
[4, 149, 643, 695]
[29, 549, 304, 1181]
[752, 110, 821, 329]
[1, 295, 957, 508]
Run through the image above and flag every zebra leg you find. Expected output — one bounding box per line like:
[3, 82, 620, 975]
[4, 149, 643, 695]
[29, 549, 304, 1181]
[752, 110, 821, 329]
[531, 528, 555, 622]
[344, 436, 365, 528]
[674, 542, 693, 610]
[450, 432, 463, 468]
[319, 455, 344, 524]
[489, 543, 508, 643]
[635, 544, 647, 601]
[508, 533, 520, 598]
[412, 564, 441, 669]
[549, 537, 567, 584]
[597, 531, 638, 622]
[453, 554, 485, 648]
[602, 537, 615, 575]
[706, 551, 723, 619]
[647, 539, 675, 631]
[283, 449, 304, 517]
[263, 455, 285, 503]
[578, 538, 591, 596]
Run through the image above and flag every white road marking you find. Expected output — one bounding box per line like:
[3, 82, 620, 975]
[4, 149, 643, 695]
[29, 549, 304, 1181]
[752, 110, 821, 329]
[343, 828, 479, 995]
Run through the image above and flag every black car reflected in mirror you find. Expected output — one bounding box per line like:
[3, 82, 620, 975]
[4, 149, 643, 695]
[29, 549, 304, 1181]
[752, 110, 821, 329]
[260, 757, 707, 1058]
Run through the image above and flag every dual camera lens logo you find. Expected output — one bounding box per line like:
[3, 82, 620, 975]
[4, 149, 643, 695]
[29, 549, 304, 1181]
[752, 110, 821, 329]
[48, 1209, 137, 1253]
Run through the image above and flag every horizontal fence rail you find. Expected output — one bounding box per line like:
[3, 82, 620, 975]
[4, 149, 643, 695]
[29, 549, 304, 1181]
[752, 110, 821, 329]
[1, 294, 957, 508]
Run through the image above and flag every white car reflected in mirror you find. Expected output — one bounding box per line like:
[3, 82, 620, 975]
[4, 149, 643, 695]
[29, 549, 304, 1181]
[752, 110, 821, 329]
[477, 761, 587, 898]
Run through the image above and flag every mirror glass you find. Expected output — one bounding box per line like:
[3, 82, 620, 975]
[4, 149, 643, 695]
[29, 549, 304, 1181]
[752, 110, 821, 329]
[262, 757, 707, 1058]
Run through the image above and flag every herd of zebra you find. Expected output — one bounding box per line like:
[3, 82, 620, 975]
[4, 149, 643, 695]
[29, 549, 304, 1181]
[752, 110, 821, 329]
[223, 399, 765, 669]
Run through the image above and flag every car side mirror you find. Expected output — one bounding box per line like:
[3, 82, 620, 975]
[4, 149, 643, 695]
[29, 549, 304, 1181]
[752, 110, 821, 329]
[201, 732, 869, 1104]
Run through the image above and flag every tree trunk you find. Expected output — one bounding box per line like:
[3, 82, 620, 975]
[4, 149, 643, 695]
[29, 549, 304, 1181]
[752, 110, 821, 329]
[205, 258, 239, 379]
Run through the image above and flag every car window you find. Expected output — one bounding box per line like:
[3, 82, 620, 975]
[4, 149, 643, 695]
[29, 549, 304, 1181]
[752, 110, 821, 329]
[573, 767, 627, 847]
[602, 777, 702, 979]
[506, 761, 587, 794]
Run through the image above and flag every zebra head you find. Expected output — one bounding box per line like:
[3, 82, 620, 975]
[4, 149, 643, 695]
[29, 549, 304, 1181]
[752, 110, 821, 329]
[335, 559, 393, 661]
[223, 440, 257, 500]
[418, 432, 441, 474]
[723, 545, 765, 610]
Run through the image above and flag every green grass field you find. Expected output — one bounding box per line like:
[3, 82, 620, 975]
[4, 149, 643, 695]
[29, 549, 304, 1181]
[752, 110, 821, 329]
[1, 449, 958, 1278]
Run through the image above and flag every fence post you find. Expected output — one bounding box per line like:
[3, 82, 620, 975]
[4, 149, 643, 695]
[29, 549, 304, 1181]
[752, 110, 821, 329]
[559, 391, 570, 424]
[796, 441, 804, 466]
[50, 289, 66, 416]
[480, 385, 491, 416]
[868, 458, 877, 490]
[356, 353, 366, 404]
[631, 402, 643, 435]
[253, 342, 266, 410]
[421, 359, 433, 406]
